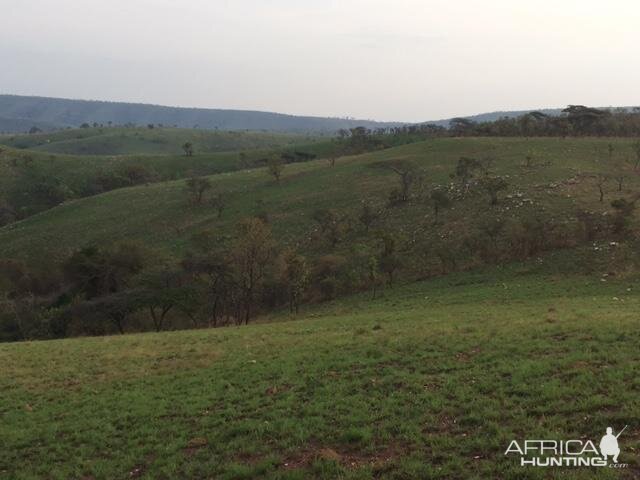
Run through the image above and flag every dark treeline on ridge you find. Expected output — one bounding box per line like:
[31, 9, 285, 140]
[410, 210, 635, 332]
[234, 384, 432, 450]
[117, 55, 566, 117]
[354, 105, 640, 138]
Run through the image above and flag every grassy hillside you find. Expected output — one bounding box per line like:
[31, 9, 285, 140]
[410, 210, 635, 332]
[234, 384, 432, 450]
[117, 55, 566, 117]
[1, 266, 638, 479]
[2, 137, 640, 478]
[0, 138, 336, 222]
[2, 137, 638, 264]
[0, 127, 318, 156]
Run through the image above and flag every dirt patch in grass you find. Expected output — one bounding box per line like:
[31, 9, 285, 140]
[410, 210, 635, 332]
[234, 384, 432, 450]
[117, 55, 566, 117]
[183, 437, 209, 458]
[454, 347, 482, 362]
[281, 442, 410, 471]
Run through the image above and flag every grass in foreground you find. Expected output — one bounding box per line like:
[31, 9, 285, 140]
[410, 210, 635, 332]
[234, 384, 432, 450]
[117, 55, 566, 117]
[1, 267, 639, 479]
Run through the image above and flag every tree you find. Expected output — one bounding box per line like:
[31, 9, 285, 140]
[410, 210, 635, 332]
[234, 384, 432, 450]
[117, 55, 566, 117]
[182, 247, 233, 328]
[279, 249, 309, 314]
[229, 218, 276, 324]
[313, 254, 347, 300]
[480, 176, 508, 205]
[185, 177, 212, 205]
[268, 156, 284, 183]
[73, 289, 146, 334]
[120, 164, 157, 185]
[449, 118, 476, 136]
[182, 142, 194, 157]
[479, 216, 505, 261]
[595, 174, 608, 203]
[63, 243, 148, 334]
[453, 157, 481, 192]
[210, 193, 227, 218]
[367, 256, 382, 300]
[480, 156, 495, 176]
[562, 105, 609, 135]
[64, 243, 147, 299]
[312, 209, 349, 247]
[632, 140, 640, 170]
[610, 198, 636, 236]
[0, 260, 61, 340]
[139, 264, 187, 332]
[378, 233, 401, 286]
[524, 153, 534, 168]
[358, 202, 379, 233]
[388, 161, 420, 203]
[429, 188, 451, 224]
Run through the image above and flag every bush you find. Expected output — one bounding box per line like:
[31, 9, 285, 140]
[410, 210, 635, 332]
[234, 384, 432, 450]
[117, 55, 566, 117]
[119, 164, 158, 185]
[313, 255, 347, 300]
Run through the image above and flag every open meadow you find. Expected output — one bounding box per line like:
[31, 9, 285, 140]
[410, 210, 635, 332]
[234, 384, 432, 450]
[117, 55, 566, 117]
[2, 265, 639, 479]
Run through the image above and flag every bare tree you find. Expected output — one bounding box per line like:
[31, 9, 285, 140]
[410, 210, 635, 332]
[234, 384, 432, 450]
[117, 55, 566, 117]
[430, 188, 451, 224]
[452, 157, 481, 192]
[524, 154, 534, 168]
[596, 174, 608, 202]
[378, 233, 401, 286]
[358, 202, 379, 233]
[210, 193, 227, 218]
[267, 157, 284, 183]
[367, 256, 382, 300]
[480, 176, 508, 205]
[279, 249, 309, 314]
[388, 161, 420, 202]
[229, 218, 275, 324]
[185, 177, 212, 205]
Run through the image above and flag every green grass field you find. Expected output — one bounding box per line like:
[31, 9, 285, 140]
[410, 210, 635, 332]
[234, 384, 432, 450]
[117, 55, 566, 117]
[0, 127, 319, 156]
[2, 136, 638, 264]
[1, 265, 638, 479]
[0, 133, 336, 222]
[2, 136, 640, 478]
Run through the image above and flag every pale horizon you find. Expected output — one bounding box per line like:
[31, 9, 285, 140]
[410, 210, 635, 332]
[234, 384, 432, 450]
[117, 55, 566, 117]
[0, 91, 592, 124]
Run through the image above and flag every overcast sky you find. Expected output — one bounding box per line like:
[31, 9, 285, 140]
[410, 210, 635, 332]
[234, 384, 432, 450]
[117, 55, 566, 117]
[1, 0, 639, 122]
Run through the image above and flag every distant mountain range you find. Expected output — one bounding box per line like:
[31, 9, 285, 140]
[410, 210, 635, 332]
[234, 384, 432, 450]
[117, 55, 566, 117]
[0, 95, 406, 134]
[0, 94, 632, 135]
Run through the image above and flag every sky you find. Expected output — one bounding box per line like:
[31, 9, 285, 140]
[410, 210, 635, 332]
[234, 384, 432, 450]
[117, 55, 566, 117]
[1, 0, 639, 122]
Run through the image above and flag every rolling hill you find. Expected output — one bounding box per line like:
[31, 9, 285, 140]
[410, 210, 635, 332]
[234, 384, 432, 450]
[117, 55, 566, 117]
[2, 136, 637, 266]
[1, 263, 638, 479]
[0, 94, 405, 134]
[2, 136, 640, 478]
[0, 127, 318, 156]
[0, 133, 336, 222]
